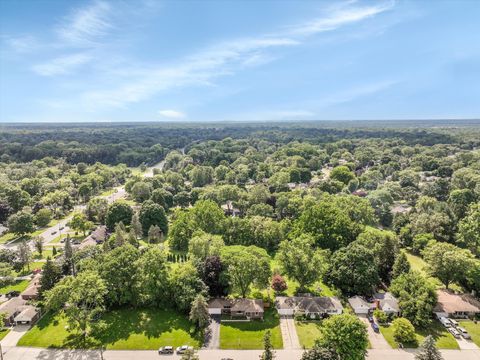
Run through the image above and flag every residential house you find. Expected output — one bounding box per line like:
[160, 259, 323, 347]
[20, 273, 41, 301]
[275, 296, 343, 318]
[221, 202, 241, 217]
[434, 290, 480, 318]
[208, 298, 264, 319]
[348, 296, 375, 315]
[79, 225, 108, 249]
[13, 305, 40, 325]
[0, 297, 26, 326]
[373, 292, 400, 316]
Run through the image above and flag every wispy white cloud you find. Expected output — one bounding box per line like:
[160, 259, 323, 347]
[80, 1, 393, 109]
[158, 109, 186, 119]
[32, 53, 93, 76]
[2, 35, 38, 53]
[289, 1, 395, 36]
[317, 80, 398, 107]
[56, 0, 113, 46]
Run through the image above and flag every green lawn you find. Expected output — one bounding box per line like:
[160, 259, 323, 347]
[0, 232, 17, 244]
[14, 261, 45, 276]
[0, 329, 10, 340]
[0, 280, 30, 295]
[406, 253, 444, 288]
[459, 321, 480, 347]
[295, 321, 323, 348]
[18, 308, 202, 350]
[380, 321, 459, 349]
[220, 308, 283, 349]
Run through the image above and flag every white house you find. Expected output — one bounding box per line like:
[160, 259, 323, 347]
[348, 296, 374, 315]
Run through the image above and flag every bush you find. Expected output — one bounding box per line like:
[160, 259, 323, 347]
[392, 318, 416, 345]
[373, 309, 388, 324]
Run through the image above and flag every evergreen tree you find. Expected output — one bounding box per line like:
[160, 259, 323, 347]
[131, 212, 143, 239]
[64, 237, 74, 275]
[115, 222, 126, 246]
[128, 228, 139, 247]
[415, 336, 443, 360]
[189, 294, 210, 329]
[260, 330, 275, 360]
[148, 225, 162, 244]
[392, 251, 411, 279]
[39, 258, 62, 297]
[52, 246, 57, 257]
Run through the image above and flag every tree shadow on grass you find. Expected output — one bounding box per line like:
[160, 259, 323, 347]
[221, 308, 280, 332]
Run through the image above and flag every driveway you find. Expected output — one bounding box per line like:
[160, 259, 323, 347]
[457, 336, 480, 350]
[279, 316, 300, 349]
[204, 315, 220, 349]
[359, 316, 391, 349]
[0, 325, 30, 347]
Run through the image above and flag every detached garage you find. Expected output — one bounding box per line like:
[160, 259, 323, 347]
[348, 296, 373, 315]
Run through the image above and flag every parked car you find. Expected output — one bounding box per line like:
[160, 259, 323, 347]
[439, 317, 451, 327]
[367, 315, 374, 323]
[458, 327, 471, 339]
[449, 328, 460, 338]
[59, 226, 65, 230]
[51, 231, 57, 235]
[72, 239, 81, 245]
[60, 238, 67, 243]
[449, 319, 458, 327]
[176, 345, 193, 354]
[158, 346, 173, 354]
[371, 322, 380, 333]
[6, 290, 20, 298]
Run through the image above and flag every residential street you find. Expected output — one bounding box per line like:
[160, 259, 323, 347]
[359, 316, 391, 349]
[3, 347, 480, 360]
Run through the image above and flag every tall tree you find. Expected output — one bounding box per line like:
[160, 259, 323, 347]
[392, 251, 411, 279]
[44, 271, 107, 341]
[33, 236, 44, 257]
[423, 242, 475, 289]
[415, 336, 443, 360]
[188, 232, 224, 263]
[276, 235, 325, 291]
[135, 246, 169, 306]
[39, 257, 62, 297]
[318, 314, 368, 360]
[220, 245, 271, 297]
[260, 330, 275, 360]
[131, 212, 143, 239]
[105, 201, 133, 231]
[457, 203, 480, 257]
[326, 242, 379, 296]
[139, 201, 168, 237]
[17, 240, 32, 273]
[189, 294, 210, 329]
[8, 211, 34, 237]
[169, 262, 207, 312]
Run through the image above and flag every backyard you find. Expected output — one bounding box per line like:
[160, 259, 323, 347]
[219, 308, 283, 349]
[18, 308, 202, 350]
[380, 320, 459, 349]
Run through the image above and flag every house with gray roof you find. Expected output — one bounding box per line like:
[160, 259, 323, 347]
[275, 296, 343, 318]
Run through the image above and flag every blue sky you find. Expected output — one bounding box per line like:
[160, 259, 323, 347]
[0, 0, 479, 122]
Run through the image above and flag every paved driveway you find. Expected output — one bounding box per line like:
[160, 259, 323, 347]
[457, 336, 480, 350]
[359, 316, 391, 349]
[279, 316, 300, 349]
[204, 315, 220, 349]
[0, 325, 30, 347]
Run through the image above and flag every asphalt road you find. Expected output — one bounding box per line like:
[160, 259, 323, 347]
[3, 347, 480, 360]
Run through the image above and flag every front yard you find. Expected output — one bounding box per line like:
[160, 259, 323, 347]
[0, 279, 30, 294]
[380, 320, 459, 349]
[459, 320, 480, 347]
[219, 308, 283, 349]
[18, 308, 202, 350]
[295, 321, 322, 348]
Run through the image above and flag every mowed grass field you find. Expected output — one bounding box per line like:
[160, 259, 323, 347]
[18, 308, 202, 350]
[0, 279, 30, 294]
[295, 321, 323, 348]
[220, 308, 283, 349]
[459, 321, 480, 347]
[380, 321, 459, 349]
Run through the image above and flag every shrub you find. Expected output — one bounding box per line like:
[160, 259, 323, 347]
[392, 317, 417, 345]
[373, 309, 388, 324]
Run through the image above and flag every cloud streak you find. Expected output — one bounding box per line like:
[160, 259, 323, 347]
[56, 0, 113, 46]
[32, 53, 93, 76]
[158, 109, 186, 119]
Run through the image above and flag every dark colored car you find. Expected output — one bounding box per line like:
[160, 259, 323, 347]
[367, 315, 374, 323]
[158, 346, 173, 354]
[372, 322, 380, 333]
[6, 290, 20, 298]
